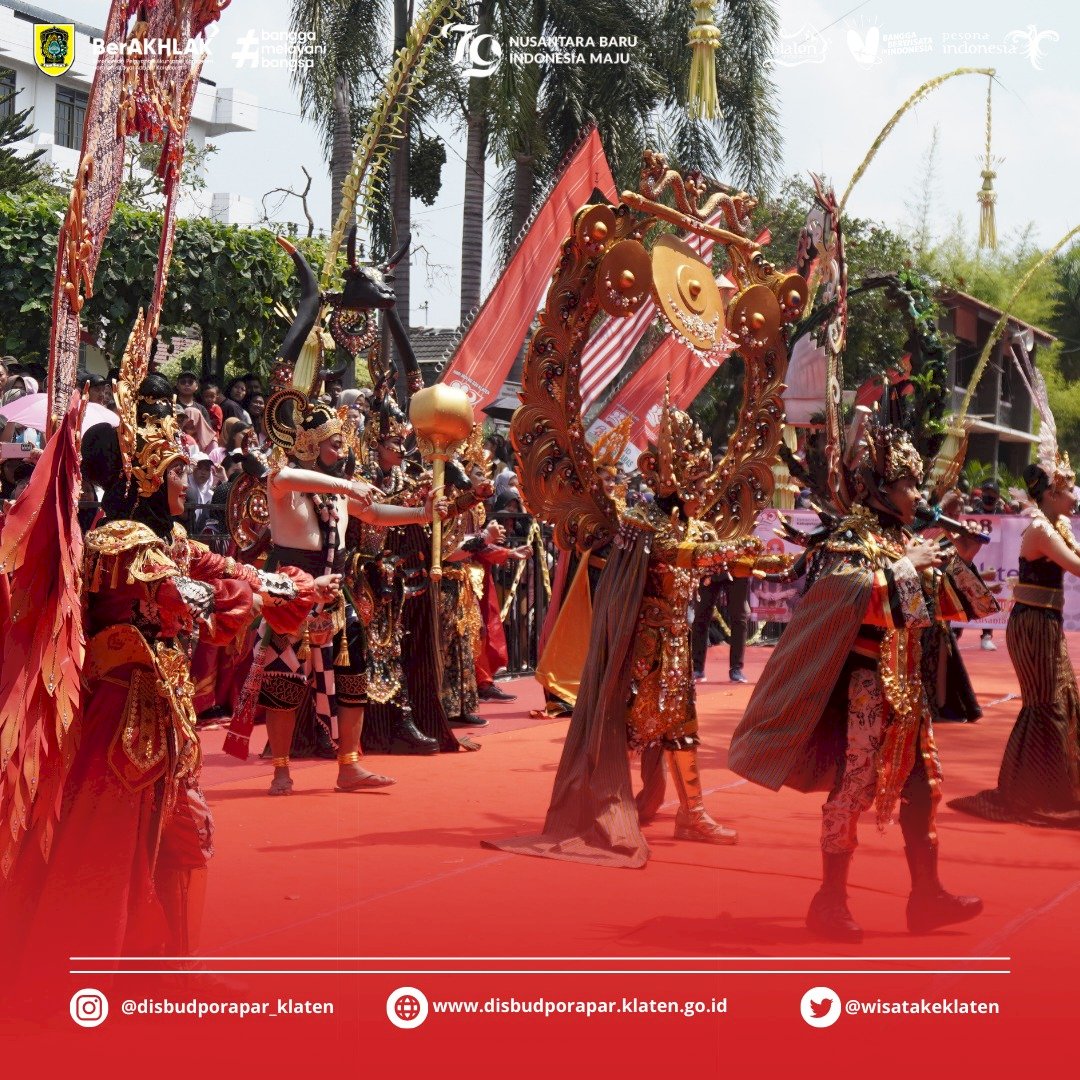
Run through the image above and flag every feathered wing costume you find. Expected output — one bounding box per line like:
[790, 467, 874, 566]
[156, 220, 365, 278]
[488, 154, 806, 866]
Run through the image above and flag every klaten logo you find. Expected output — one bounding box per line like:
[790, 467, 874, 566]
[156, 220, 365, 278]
[35, 23, 75, 77]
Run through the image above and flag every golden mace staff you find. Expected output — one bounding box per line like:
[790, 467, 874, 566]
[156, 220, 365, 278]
[409, 385, 475, 582]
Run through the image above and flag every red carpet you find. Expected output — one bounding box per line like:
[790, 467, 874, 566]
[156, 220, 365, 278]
[7, 636, 1078, 1072]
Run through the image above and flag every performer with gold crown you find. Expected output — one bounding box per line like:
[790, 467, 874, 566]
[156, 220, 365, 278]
[0, 368, 323, 973]
[438, 426, 528, 727]
[353, 382, 490, 755]
[728, 189, 998, 941]
[489, 153, 806, 866]
[236, 244, 448, 797]
[949, 350, 1080, 829]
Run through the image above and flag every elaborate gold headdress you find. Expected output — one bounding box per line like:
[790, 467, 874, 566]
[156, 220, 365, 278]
[459, 423, 491, 473]
[589, 416, 633, 476]
[113, 308, 189, 497]
[637, 385, 714, 504]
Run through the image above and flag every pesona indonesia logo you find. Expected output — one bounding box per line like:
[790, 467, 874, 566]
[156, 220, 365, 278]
[1004, 25, 1059, 69]
[442, 23, 503, 79]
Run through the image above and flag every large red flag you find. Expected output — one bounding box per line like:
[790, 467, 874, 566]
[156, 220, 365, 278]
[439, 127, 615, 410]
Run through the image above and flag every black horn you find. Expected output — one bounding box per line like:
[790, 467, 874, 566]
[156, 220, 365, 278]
[383, 233, 412, 272]
[276, 236, 320, 368]
[346, 225, 358, 269]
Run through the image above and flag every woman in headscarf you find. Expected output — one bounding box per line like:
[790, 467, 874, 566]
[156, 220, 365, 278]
[183, 405, 217, 453]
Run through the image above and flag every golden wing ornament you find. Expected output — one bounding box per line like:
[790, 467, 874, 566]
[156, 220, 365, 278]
[511, 203, 649, 553]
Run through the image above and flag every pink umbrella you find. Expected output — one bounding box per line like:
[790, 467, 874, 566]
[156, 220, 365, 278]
[0, 393, 119, 434]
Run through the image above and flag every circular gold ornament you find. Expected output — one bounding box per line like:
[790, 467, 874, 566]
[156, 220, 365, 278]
[773, 272, 809, 324]
[597, 239, 652, 316]
[650, 234, 725, 350]
[728, 284, 781, 351]
[227, 473, 271, 559]
[575, 204, 618, 253]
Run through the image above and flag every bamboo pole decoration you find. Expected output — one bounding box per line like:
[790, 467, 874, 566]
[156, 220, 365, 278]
[955, 223, 1080, 424]
[292, 0, 462, 395]
[686, 0, 722, 120]
[839, 67, 996, 213]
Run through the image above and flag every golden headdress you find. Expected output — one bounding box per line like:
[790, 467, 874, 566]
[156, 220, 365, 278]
[590, 416, 633, 477]
[637, 385, 714, 505]
[459, 423, 491, 473]
[113, 308, 189, 497]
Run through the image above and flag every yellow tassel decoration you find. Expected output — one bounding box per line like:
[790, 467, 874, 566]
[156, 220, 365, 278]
[687, 0, 722, 120]
[977, 77, 1003, 251]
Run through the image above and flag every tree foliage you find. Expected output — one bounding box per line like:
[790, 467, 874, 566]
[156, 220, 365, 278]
[0, 80, 47, 194]
[0, 190, 327, 381]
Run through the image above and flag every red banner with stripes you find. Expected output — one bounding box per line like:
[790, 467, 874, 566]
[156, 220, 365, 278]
[439, 127, 615, 411]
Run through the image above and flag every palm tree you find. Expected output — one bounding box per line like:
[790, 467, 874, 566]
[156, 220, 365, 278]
[472, 0, 783, 267]
[289, 0, 388, 229]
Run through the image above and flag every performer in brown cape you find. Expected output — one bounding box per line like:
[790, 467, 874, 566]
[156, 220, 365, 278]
[487, 156, 807, 867]
[729, 258, 997, 940]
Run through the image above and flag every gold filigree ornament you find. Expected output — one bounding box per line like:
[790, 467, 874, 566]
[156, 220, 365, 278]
[132, 413, 188, 499]
[650, 234, 725, 351]
[227, 473, 271, 556]
[597, 239, 652, 317]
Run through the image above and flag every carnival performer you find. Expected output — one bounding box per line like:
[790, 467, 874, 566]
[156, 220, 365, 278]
[491, 397, 771, 867]
[438, 428, 528, 727]
[0, 376, 322, 975]
[252, 395, 445, 796]
[729, 417, 997, 942]
[357, 391, 487, 755]
[949, 363, 1080, 829]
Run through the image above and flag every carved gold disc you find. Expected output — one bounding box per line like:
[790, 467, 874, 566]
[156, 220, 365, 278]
[650, 234, 725, 351]
[597, 239, 652, 317]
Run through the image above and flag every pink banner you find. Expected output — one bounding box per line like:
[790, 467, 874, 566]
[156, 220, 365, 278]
[748, 510, 1080, 629]
[440, 128, 615, 411]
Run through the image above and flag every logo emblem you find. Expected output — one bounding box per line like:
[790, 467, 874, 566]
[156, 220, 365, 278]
[35, 24, 75, 76]
[799, 985, 842, 1028]
[441, 23, 502, 78]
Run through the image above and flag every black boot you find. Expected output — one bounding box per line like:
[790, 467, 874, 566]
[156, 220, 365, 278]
[388, 710, 440, 755]
[806, 851, 863, 943]
[904, 840, 983, 933]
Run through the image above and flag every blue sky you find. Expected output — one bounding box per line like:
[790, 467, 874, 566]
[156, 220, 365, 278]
[63, 0, 1080, 329]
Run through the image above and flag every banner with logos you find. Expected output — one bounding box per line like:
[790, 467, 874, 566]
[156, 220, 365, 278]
[748, 511, 1080, 629]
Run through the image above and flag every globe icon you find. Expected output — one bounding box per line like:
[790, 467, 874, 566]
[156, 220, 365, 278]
[395, 995, 421, 1022]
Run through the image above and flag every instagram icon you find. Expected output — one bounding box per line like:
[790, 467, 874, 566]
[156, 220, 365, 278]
[69, 988, 109, 1028]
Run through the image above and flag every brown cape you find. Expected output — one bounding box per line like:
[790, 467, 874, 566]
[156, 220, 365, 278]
[727, 560, 873, 793]
[485, 530, 652, 867]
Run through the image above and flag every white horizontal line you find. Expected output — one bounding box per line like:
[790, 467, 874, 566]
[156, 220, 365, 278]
[69, 969, 1012, 976]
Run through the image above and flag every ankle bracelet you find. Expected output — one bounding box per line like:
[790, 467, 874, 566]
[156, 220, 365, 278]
[337, 751, 361, 765]
[272, 756, 290, 768]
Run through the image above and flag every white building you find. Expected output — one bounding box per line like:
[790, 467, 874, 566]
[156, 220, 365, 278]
[0, 0, 257, 223]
